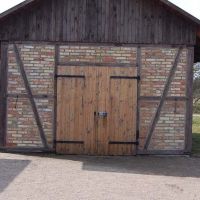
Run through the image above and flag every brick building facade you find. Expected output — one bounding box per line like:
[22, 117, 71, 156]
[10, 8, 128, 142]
[4, 44, 190, 153]
[0, 0, 199, 155]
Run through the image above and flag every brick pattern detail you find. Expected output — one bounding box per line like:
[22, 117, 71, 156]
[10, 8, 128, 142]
[7, 47, 27, 95]
[139, 47, 188, 151]
[59, 45, 137, 65]
[139, 101, 186, 150]
[141, 48, 187, 97]
[7, 98, 42, 147]
[169, 49, 187, 96]
[8, 45, 55, 95]
[7, 44, 55, 148]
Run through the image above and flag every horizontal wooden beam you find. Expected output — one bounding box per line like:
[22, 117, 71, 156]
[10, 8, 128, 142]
[7, 94, 54, 99]
[58, 61, 135, 68]
[10, 41, 193, 48]
[56, 75, 85, 78]
[139, 96, 188, 101]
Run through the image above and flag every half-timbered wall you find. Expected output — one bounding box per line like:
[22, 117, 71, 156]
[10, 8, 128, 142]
[3, 43, 191, 154]
[6, 44, 55, 148]
[0, 0, 197, 45]
[139, 47, 188, 151]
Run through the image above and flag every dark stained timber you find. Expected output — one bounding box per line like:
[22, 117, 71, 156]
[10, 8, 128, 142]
[0, 0, 197, 45]
[0, 43, 8, 147]
[185, 47, 194, 153]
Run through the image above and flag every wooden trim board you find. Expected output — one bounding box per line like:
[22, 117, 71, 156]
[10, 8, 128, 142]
[9, 41, 193, 48]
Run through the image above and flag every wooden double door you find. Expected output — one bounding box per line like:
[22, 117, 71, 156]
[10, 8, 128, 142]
[56, 66, 137, 155]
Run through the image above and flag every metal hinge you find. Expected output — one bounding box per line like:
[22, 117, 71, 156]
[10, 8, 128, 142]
[136, 130, 140, 139]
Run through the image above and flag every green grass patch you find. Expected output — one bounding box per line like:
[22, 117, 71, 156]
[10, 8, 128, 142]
[192, 114, 200, 155]
[193, 102, 200, 114]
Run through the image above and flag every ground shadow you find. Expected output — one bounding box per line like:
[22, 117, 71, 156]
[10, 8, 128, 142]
[0, 159, 30, 193]
[23, 153, 200, 178]
[80, 156, 200, 178]
[193, 133, 200, 155]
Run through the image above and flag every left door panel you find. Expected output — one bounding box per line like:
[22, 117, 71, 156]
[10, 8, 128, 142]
[57, 76, 85, 154]
[56, 66, 97, 154]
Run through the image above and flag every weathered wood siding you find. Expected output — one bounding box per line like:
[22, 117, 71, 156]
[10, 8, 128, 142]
[195, 37, 200, 62]
[0, 0, 197, 44]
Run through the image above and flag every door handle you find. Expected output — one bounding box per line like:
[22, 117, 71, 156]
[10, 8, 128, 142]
[97, 112, 108, 118]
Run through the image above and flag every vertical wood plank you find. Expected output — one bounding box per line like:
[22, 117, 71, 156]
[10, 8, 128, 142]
[96, 67, 109, 155]
[0, 0, 197, 45]
[84, 67, 97, 154]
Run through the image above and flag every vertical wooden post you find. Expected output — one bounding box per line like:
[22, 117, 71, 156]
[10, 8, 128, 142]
[53, 44, 59, 150]
[185, 47, 194, 153]
[136, 46, 141, 153]
[0, 42, 8, 147]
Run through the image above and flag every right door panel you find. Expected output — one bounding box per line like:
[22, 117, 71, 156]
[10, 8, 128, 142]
[108, 69, 137, 155]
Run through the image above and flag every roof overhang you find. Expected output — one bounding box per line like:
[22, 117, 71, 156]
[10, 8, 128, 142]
[0, 0, 36, 20]
[0, 0, 200, 26]
[160, 0, 200, 26]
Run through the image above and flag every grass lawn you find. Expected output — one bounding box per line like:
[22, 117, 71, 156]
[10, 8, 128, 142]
[192, 114, 200, 155]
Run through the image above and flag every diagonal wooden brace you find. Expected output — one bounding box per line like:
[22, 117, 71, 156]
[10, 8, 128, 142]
[144, 47, 183, 150]
[13, 44, 48, 149]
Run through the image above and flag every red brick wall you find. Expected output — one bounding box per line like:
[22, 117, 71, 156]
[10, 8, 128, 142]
[7, 44, 55, 147]
[139, 101, 186, 150]
[139, 47, 188, 151]
[6, 44, 189, 153]
[59, 45, 137, 65]
[140, 48, 187, 97]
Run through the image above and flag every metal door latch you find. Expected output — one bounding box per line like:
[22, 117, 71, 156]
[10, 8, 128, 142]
[98, 112, 108, 118]
[94, 112, 108, 118]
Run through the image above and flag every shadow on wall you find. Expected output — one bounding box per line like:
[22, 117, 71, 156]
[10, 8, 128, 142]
[0, 159, 30, 193]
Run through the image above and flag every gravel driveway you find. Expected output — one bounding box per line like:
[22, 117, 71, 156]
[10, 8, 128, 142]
[0, 153, 200, 200]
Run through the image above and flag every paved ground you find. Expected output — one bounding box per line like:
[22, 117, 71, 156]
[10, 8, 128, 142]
[0, 153, 200, 200]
